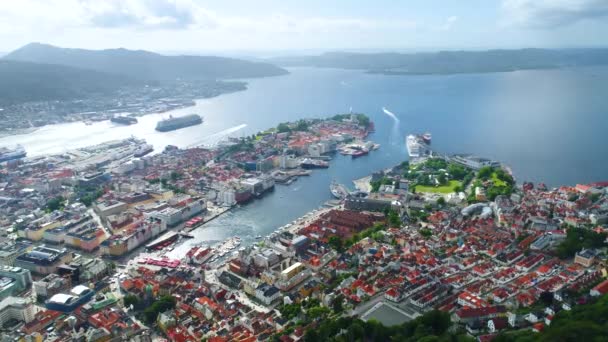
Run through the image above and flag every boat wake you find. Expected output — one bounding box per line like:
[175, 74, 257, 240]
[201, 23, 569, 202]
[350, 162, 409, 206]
[382, 107, 401, 146]
[188, 124, 248, 147]
[382, 107, 400, 122]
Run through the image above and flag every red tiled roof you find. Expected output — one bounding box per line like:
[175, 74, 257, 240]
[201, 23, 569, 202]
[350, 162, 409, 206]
[456, 305, 506, 319]
[592, 279, 608, 295]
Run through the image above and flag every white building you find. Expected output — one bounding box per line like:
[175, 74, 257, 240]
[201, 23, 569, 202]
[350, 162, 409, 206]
[218, 189, 236, 206]
[308, 144, 321, 157]
[0, 297, 35, 326]
[279, 155, 299, 169]
[255, 283, 280, 306]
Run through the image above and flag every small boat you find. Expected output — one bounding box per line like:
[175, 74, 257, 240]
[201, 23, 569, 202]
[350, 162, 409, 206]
[255, 235, 262, 239]
[351, 149, 369, 158]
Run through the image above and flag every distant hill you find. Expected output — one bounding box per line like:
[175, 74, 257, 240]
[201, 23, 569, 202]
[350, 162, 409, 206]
[4, 43, 288, 80]
[0, 60, 141, 106]
[270, 48, 608, 74]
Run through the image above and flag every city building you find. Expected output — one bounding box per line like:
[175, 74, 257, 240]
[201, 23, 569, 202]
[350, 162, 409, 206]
[14, 245, 72, 275]
[33, 273, 72, 301]
[45, 285, 95, 312]
[255, 283, 280, 306]
[574, 249, 596, 267]
[0, 296, 35, 328]
[0, 266, 32, 299]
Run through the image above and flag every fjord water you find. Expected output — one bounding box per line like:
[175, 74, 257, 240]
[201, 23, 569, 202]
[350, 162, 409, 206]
[2, 66, 607, 251]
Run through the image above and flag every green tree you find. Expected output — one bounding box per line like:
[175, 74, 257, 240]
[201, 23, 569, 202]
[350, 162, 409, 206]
[277, 122, 291, 133]
[477, 166, 493, 180]
[143, 295, 177, 323]
[331, 296, 344, 314]
[307, 306, 330, 320]
[388, 210, 401, 227]
[420, 228, 433, 238]
[356, 114, 370, 128]
[556, 228, 608, 259]
[424, 158, 448, 171]
[46, 196, 65, 211]
[328, 236, 344, 253]
[80, 189, 104, 207]
[294, 120, 309, 131]
[447, 163, 468, 180]
[170, 171, 182, 181]
[124, 295, 140, 308]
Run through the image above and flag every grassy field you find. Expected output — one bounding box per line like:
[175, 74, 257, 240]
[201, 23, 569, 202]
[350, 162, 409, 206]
[415, 180, 462, 194]
[491, 173, 507, 187]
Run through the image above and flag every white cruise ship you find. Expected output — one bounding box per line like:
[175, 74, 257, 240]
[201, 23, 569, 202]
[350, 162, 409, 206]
[406, 133, 432, 159]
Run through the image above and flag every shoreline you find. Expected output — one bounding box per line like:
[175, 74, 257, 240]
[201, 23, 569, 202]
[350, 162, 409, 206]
[0, 86, 248, 138]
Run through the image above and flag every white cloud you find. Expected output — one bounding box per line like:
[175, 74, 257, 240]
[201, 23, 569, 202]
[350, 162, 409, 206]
[438, 16, 459, 31]
[0, 0, 421, 50]
[501, 0, 608, 28]
[0, 0, 416, 33]
[80, 0, 218, 29]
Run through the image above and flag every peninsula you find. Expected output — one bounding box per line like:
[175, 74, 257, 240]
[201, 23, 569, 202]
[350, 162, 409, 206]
[0, 118, 607, 342]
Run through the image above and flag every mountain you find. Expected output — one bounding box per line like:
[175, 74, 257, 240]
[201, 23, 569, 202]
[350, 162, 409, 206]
[4, 43, 288, 80]
[0, 60, 141, 106]
[270, 48, 608, 75]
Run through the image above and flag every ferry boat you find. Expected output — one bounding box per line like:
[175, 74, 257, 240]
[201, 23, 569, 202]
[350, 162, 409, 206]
[111, 116, 138, 125]
[300, 158, 329, 169]
[351, 149, 369, 158]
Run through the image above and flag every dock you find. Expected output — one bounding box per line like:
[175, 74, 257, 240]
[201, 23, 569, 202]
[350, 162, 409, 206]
[353, 176, 372, 193]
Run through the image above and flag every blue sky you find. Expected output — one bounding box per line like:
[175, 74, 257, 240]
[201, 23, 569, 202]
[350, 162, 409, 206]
[0, 0, 607, 54]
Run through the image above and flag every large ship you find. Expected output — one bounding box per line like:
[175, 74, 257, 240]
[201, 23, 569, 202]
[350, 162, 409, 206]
[406, 133, 432, 159]
[110, 116, 138, 125]
[134, 144, 154, 157]
[300, 158, 329, 169]
[155, 114, 203, 132]
[330, 180, 350, 199]
[0, 145, 27, 163]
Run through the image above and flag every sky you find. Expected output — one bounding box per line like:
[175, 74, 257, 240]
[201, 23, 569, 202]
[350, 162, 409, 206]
[0, 0, 607, 55]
